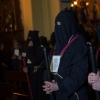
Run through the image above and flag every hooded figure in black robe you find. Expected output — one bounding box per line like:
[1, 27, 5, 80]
[26, 30, 46, 100]
[43, 10, 90, 100]
[96, 22, 100, 70]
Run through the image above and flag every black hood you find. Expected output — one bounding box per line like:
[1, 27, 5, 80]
[27, 30, 39, 45]
[55, 10, 78, 52]
[52, 10, 88, 67]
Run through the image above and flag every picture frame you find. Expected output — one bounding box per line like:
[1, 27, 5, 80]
[1, 0, 15, 25]
[0, 0, 23, 31]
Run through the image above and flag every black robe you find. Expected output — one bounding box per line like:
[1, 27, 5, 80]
[26, 31, 47, 100]
[53, 36, 89, 100]
[49, 10, 90, 100]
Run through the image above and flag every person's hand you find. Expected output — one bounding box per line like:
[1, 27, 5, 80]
[92, 79, 100, 91]
[23, 67, 28, 73]
[18, 55, 22, 60]
[28, 41, 33, 46]
[2, 63, 7, 67]
[88, 72, 100, 85]
[12, 55, 17, 59]
[42, 80, 59, 94]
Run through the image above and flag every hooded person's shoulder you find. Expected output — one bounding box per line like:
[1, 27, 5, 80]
[67, 35, 88, 52]
[73, 35, 88, 52]
[75, 35, 87, 44]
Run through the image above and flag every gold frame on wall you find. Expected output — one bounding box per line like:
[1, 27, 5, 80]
[0, 0, 23, 32]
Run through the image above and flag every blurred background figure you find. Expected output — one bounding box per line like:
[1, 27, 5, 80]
[92, 0, 100, 20]
[79, 0, 89, 21]
[10, 39, 22, 71]
[23, 30, 47, 100]
[0, 43, 8, 82]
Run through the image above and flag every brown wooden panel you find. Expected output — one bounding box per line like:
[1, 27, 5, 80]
[0, 83, 13, 98]
[3, 70, 27, 82]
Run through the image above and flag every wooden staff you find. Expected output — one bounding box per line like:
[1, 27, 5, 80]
[23, 59, 34, 100]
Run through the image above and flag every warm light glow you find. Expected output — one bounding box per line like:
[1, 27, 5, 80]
[86, 2, 89, 6]
[74, 1, 77, 5]
[71, 3, 74, 7]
